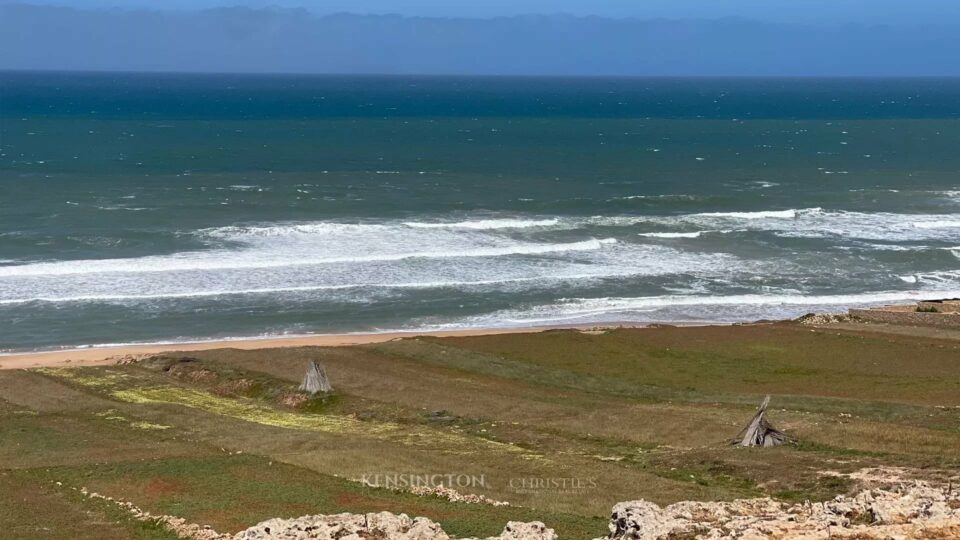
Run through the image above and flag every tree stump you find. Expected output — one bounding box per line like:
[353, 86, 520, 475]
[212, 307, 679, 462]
[299, 361, 332, 394]
[733, 395, 791, 447]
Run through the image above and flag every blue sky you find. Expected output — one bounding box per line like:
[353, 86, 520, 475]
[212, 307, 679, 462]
[13, 0, 960, 24]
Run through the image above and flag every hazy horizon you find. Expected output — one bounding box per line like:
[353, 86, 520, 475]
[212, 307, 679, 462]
[7, 0, 960, 25]
[3, 2, 960, 76]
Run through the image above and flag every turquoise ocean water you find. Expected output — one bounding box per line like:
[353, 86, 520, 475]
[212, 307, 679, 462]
[2, 72, 960, 351]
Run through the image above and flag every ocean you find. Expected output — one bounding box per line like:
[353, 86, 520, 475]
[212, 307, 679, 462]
[2, 72, 960, 351]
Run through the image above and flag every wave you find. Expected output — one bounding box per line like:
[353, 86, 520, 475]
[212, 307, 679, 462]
[3, 265, 693, 306]
[898, 270, 960, 286]
[95, 206, 153, 212]
[0, 237, 618, 277]
[402, 218, 560, 230]
[858, 243, 930, 252]
[208, 210, 960, 245]
[610, 194, 702, 202]
[0, 277, 545, 305]
[935, 190, 960, 202]
[546, 291, 952, 314]
[671, 209, 960, 242]
[427, 290, 960, 328]
[912, 220, 960, 230]
[0, 242, 738, 307]
[200, 222, 392, 238]
[693, 208, 822, 219]
[638, 231, 705, 238]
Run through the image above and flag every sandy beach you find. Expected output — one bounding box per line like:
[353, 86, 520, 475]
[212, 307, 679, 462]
[0, 324, 636, 371]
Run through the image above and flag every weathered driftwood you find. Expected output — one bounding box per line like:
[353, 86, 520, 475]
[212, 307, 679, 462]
[733, 395, 791, 447]
[299, 361, 333, 394]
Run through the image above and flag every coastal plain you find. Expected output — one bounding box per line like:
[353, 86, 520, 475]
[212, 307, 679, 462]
[2, 321, 959, 538]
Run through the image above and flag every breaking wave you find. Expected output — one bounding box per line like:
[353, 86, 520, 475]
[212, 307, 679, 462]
[0, 235, 618, 278]
[693, 208, 823, 219]
[4, 209, 960, 346]
[638, 231, 705, 238]
[402, 218, 560, 230]
[427, 290, 960, 328]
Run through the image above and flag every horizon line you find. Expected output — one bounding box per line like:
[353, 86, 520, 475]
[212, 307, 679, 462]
[6, 69, 960, 80]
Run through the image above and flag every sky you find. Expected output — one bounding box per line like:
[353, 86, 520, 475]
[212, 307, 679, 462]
[10, 0, 960, 24]
[2, 1, 960, 76]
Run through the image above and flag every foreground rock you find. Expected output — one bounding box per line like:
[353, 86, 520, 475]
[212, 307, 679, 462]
[234, 512, 556, 540]
[69, 477, 960, 539]
[601, 482, 960, 540]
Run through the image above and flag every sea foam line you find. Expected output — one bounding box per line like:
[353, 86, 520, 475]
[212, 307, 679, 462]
[639, 231, 709, 238]
[693, 208, 823, 219]
[7, 290, 959, 356]
[0, 272, 616, 306]
[0, 238, 617, 277]
[429, 290, 960, 327]
[912, 220, 960, 230]
[402, 218, 560, 230]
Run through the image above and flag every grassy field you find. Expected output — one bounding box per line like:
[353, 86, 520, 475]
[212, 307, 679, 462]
[2, 321, 959, 538]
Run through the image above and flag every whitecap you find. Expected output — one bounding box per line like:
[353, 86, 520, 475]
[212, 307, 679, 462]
[638, 231, 704, 239]
[0, 233, 618, 277]
[402, 218, 560, 230]
[694, 208, 821, 219]
[912, 221, 960, 229]
[425, 290, 960, 329]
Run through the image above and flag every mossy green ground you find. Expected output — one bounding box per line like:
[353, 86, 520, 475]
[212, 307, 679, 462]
[2, 322, 959, 538]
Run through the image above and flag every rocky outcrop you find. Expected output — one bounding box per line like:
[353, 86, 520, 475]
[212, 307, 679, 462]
[599, 482, 960, 540]
[64, 476, 960, 540]
[234, 512, 556, 540]
[234, 512, 446, 539]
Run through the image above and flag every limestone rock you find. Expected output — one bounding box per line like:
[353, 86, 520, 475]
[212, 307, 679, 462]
[598, 482, 960, 540]
[232, 512, 555, 540]
[606, 500, 694, 540]
[494, 521, 557, 540]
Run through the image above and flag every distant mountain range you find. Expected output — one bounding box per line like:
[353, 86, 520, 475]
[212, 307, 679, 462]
[3, 3, 959, 75]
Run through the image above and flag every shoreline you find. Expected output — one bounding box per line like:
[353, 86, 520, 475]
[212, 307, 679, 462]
[0, 322, 669, 371]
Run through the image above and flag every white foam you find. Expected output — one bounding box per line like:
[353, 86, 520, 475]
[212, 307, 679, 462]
[912, 220, 960, 229]
[95, 206, 152, 212]
[428, 290, 960, 328]
[0, 237, 617, 277]
[935, 190, 960, 202]
[646, 209, 960, 242]
[611, 194, 700, 201]
[402, 218, 560, 230]
[6, 209, 960, 321]
[901, 270, 960, 286]
[175, 211, 960, 248]
[638, 231, 704, 238]
[0, 277, 549, 305]
[0, 236, 737, 307]
[694, 208, 821, 219]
